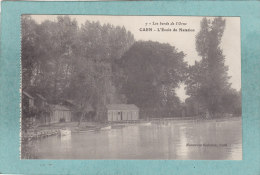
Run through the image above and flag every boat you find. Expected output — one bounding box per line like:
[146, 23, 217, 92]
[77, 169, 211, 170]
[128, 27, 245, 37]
[141, 122, 152, 126]
[160, 121, 171, 127]
[100, 125, 112, 130]
[111, 124, 125, 129]
[161, 123, 170, 127]
[60, 128, 71, 136]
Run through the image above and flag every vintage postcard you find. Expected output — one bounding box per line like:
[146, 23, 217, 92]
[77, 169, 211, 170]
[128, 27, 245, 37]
[20, 15, 242, 160]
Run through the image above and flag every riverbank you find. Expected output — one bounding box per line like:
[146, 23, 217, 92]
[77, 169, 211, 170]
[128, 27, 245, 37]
[150, 115, 241, 122]
[22, 122, 100, 141]
[22, 120, 143, 140]
[22, 115, 241, 141]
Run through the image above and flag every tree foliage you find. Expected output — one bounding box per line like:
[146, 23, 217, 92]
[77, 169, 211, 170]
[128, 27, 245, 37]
[117, 41, 187, 118]
[22, 15, 241, 122]
[185, 17, 240, 116]
[22, 16, 135, 121]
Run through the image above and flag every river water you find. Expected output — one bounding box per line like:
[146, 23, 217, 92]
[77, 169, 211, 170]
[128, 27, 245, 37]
[24, 117, 242, 160]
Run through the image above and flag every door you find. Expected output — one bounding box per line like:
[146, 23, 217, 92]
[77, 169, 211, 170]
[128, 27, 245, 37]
[117, 111, 122, 121]
[120, 112, 123, 120]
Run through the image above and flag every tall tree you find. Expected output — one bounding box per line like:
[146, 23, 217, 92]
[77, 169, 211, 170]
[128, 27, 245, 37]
[186, 17, 231, 116]
[22, 16, 135, 121]
[65, 21, 135, 121]
[22, 16, 79, 103]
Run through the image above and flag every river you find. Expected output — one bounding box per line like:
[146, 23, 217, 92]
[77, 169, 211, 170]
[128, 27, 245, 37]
[23, 117, 242, 160]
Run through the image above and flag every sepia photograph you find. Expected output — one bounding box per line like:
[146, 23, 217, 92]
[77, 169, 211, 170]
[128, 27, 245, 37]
[21, 15, 241, 160]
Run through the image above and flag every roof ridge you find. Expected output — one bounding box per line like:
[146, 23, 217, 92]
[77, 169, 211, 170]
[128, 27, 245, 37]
[106, 104, 139, 110]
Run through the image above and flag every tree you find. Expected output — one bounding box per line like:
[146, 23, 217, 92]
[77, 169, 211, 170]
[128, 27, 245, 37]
[221, 88, 241, 115]
[21, 15, 39, 90]
[186, 17, 232, 117]
[22, 16, 135, 122]
[64, 20, 135, 121]
[117, 41, 187, 118]
[22, 15, 79, 104]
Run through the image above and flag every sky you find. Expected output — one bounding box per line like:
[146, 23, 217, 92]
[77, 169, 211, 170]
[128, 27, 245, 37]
[31, 15, 241, 102]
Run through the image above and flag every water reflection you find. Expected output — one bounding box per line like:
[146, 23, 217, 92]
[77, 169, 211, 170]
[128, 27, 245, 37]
[60, 135, 72, 149]
[23, 118, 242, 160]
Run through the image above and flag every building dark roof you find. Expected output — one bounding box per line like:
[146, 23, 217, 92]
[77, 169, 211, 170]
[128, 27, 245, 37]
[36, 94, 46, 101]
[23, 90, 46, 101]
[23, 91, 34, 99]
[63, 99, 75, 106]
[106, 104, 139, 110]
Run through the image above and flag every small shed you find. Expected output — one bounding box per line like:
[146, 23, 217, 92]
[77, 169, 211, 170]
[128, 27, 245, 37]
[106, 104, 139, 121]
[50, 105, 72, 123]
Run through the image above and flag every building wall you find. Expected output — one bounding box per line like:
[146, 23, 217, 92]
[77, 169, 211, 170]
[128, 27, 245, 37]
[131, 110, 139, 120]
[107, 109, 139, 121]
[50, 110, 72, 123]
[29, 98, 34, 109]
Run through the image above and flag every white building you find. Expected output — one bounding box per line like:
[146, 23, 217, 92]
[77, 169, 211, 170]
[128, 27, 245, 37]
[106, 104, 139, 121]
